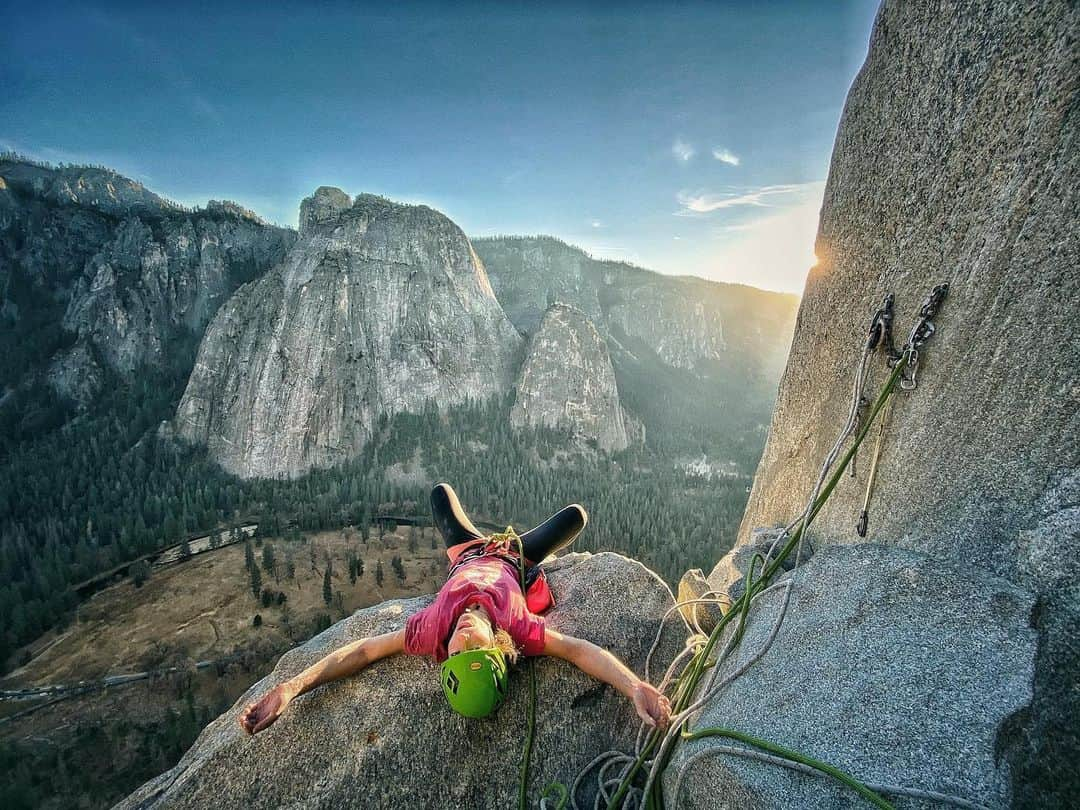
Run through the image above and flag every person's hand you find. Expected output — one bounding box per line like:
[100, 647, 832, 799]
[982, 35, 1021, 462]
[239, 682, 292, 736]
[630, 680, 671, 729]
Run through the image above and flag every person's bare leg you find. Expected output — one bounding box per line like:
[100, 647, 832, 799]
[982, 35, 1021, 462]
[431, 483, 485, 548]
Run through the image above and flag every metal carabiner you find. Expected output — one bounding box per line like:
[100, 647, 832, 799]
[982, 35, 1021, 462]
[900, 348, 919, 390]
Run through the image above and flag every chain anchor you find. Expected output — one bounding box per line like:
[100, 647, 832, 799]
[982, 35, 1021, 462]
[856, 282, 949, 536]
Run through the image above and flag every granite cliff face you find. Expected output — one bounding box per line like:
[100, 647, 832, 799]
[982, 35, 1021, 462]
[510, 302, 638, 453]
[475, 236, 796, 377]
[731, 1, 1078, 805]
[476, 237, 799, 464]
[473, 236, 605, 334]
[0, 157, 295, 400]
[175, 188, 523, 478]
[674, 544, 1037, 810]
[62, 205, 295, 374]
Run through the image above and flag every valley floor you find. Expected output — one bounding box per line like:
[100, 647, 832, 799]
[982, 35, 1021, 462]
[0, 524, 446, 810]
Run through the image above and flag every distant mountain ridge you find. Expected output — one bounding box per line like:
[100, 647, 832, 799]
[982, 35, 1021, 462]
[174, 187, 524, 478]
[0, 155, 798, 476]
[0, 155, 295, 421]
[475, 235, 799, 464]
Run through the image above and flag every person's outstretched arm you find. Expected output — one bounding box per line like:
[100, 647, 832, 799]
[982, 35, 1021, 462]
[542, 628, 671, 729]
[239, 628, 405, 735]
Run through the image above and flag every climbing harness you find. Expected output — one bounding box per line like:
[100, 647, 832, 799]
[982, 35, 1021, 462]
[529, 285, 975, 810]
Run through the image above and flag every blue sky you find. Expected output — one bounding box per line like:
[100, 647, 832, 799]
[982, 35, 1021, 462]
[2, 1, 880, 293]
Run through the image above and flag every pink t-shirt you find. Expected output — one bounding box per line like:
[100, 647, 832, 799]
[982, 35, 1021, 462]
[404, 554, 546, 662]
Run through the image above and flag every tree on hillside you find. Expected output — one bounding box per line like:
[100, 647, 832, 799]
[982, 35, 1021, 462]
[408, 525, 418, 553]
[322, 565, 333, 607]
[250, 565, 261, 600]
[262, 543, 275, 575]
[0, 359, 757, 666]
[375, 559, 384, 588]
[130, 560, 151, 588]
[391, 555, 405, 585]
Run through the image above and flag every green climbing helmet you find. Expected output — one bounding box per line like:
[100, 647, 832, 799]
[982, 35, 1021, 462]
[440, 647, 508, 718]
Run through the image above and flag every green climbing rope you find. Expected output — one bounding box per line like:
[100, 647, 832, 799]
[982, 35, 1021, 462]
[605, 357, 910, 810]
[680, 727, 895, 810]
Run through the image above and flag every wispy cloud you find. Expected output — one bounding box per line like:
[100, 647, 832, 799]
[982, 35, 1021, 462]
[590, 220, 602, 228]
[703, 186, 826, 293]
[503, 165, 529, 186]
[86, 8, 223, 126]
[675, 182, 821, 216]
[659, 180, 826, 292]
[671, 138, 695, 162]
[712, 147, 740, 166]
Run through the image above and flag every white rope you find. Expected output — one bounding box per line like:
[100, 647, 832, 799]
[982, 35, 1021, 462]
[638, 581, 794, 804]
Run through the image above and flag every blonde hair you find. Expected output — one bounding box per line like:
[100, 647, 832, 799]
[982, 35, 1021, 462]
[492, 627, 520, 664]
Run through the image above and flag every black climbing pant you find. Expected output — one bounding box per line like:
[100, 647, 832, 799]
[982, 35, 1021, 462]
[430, 482, 587, 564]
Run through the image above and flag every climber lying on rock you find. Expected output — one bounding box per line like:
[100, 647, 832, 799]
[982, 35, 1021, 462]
[239, 482, 671, 734]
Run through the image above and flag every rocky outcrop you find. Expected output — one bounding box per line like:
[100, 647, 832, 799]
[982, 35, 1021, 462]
[63, 212, 295, 373]
[510, 302, 633, 453]
[671, 544, 1037, 809]
[0, 156, 295, 395]
[46, 342, 104, 405]
[736, 1, 1078, 805]
[477, 237, 799, 466]
[116, 552, 684, 810]
[0, 159, 180, 217]
[475, 236, 798, 378]
[175, 188, 524, 478]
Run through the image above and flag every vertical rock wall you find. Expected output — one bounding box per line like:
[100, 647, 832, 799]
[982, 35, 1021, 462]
[175, 189, 523, 478]
[510, 302, 631, 452]
[736, 2, 1077, 804]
